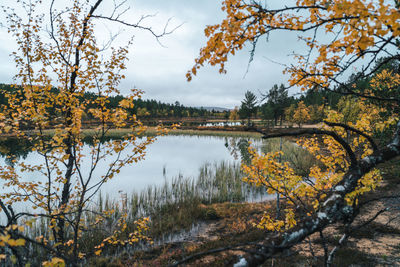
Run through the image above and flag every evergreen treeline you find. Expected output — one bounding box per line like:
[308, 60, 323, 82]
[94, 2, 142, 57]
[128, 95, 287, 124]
[239, 57, 399, 126]
[238, 85, 341, 126]
[0, 84, 226, 120]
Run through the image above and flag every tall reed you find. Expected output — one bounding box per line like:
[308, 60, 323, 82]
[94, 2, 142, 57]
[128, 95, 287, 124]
[91, 161, 266, 241]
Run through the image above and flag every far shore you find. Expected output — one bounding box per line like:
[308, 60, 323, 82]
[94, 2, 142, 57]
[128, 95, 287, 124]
[0, 122, 324, 139]
[0, 126, 264, 139]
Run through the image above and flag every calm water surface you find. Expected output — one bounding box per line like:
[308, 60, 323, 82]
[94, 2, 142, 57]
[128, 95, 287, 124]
[0, 135, 260, 198]
[104, 135, 255, 195]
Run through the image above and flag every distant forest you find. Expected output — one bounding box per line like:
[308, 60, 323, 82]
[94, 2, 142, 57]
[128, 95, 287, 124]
[0, 84, 228, 120]
[0, 83, 340, 122]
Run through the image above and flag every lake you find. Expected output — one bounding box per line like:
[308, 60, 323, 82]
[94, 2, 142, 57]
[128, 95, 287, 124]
[0, 134, 261, 199]
[95, 134, 257, 196]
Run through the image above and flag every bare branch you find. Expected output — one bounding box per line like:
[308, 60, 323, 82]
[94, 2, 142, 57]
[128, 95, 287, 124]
[91, 14, 183, 47]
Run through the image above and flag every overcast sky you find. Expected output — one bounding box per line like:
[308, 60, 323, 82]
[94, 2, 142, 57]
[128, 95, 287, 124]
[0, 0, 302, 109]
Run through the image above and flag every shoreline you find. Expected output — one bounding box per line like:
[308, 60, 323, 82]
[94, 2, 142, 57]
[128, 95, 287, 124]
[0, 123, 322, 139]
[0, 126, 264, 139]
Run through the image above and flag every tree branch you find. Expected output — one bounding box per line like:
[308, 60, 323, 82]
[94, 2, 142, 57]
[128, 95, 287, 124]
[323, 121, 379, 152]
[248, 126, 358, 167]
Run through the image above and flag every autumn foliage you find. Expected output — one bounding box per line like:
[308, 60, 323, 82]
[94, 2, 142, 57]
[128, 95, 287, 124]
[243, 98, 395, 232]
[187, 0, 400, 265]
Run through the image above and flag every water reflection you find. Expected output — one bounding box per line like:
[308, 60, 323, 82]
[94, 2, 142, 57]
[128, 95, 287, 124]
[0, 138, 33, 166]
[224, 137, 252, 164]
[0, 134, 262, 198]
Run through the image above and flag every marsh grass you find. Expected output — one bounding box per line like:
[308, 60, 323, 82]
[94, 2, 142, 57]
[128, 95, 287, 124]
[87, 161, 267, 243]
[261, 138, 320, 177]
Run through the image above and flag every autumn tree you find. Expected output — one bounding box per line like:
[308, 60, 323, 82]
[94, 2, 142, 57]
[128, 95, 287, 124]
[309, 104, 326, 123]
[229, 106, 240, 121]
[285, 101, 312, 128]
[284, 104, 296, 127]
[137, 107, 151, 118]
[292, 101, 311, 127]
[181, 0, 400, 266]
[0, 0, 175, 266]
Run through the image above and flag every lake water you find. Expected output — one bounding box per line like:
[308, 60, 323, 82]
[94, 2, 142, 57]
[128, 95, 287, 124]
[0, 134, 260, 199]
[100, 135, 255, 196]
[200, 122, 242, 127]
